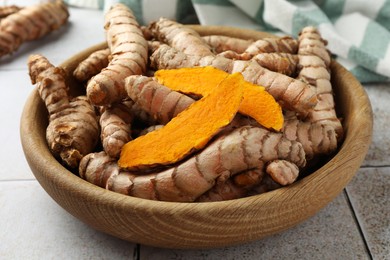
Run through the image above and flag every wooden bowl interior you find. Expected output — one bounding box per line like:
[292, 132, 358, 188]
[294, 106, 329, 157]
[20, 26, 373, 249]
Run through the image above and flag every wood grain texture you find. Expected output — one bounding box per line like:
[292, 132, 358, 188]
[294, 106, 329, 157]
[20, 26, 373, 249]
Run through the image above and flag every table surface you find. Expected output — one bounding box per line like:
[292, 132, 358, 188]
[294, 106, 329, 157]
[1, 2, 389, 260]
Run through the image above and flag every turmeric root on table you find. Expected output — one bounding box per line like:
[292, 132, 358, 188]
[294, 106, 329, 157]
[80, 126, 306, 202]
[73, 48, 111, 82]
[28, 54, 99, 169]
[0, 1, 69, 58]
[118, 73, 244, 171]
[154, 66, 284, 131]
[86, 3, 148, 106]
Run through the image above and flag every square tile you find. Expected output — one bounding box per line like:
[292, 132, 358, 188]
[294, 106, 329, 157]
[361, 84, 390, 166]
[0, 181, 137, 259]
[139, 192, 369, 259]
[346, 167, 390, 259]
[0, 70, 36, 180]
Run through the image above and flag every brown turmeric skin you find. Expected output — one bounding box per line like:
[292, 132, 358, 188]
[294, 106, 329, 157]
[244, 36, 298, 57]
[119, 73, 244, 171]
[297, 26, 343, 139]
[0, 5, 22, 19]
[100, 100, 133, 158]
[202, 35, 253, 54]
[73, 48, 110, 82]
[28, 54, 99, 169]
[149, 17, 214, 57]
[125, 75, 196, 125]
[86, 3, 148, 106]
[0, 1, 69, 58]
[80, 126, 306, 202]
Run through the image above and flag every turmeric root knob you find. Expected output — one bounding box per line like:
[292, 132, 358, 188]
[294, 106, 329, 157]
[28, 54, 99, 169]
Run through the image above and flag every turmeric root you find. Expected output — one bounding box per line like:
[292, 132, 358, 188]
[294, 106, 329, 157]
[73, 48, 110, 82]
[297, 26, 343, 138]
[100, 100, 133, 158]
[282, 116, 338, 160]
[28, 54, 99, 169]
[0, 1, 69, 58]
[0, 5, 22, 19]
[266, 160, 299, 186]
[244, 36, 298, 57]
[119, 73, 244, 170]
[196, 168, 264, 202]
[150, 44, 317, 116]
[252, 53, 299, 77]
[80, 126, 306, 202]
[125, 75, 196, 125]
[86, 3, 148, 106]
[202, 35, 253, 54]
[154, 66, 284, 131]
[148, 17, 214, 57]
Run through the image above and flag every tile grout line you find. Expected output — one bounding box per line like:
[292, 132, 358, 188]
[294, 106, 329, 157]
[360, 165, 390, 168]
[343, 189, 374, 260]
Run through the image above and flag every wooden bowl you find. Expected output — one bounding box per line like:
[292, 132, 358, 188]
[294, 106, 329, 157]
[20, 26, 373, 249]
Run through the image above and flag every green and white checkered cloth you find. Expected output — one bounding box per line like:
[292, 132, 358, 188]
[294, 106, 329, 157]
[64, 0, 390, 83]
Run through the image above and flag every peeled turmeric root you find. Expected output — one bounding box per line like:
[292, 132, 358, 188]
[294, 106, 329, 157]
[86, 3, 148, 106]
[154, 66, 284, 131]
[118, 73, 244, 170]
[28, 54, 99, 169]
[0, 1, 69, 58]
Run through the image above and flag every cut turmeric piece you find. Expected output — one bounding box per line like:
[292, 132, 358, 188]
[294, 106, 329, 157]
[118, 72, 244, 170]
[154, 66, 284, 131]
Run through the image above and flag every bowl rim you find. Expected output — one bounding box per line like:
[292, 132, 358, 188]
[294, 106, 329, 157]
[20, 25, 374, 247]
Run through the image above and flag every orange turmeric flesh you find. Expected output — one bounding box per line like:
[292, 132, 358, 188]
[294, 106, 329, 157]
[118, 72, 244, 171]
[154, 66, 284, 131]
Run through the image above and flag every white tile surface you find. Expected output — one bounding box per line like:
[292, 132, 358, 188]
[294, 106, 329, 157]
[0, 181, 137, 259]
[362, 84, 390, 166]
[140, 192, 369, 259]
[346, 167, 390, 259]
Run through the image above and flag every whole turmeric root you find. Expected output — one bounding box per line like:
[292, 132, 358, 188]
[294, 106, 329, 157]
[28, 54, 99, 169]
[0, 1, 69, 58]
[243, 36, 298, 57]
[149, 18, 214, 57]
[297, 26, 343, 139]
[73, 48, 110, 82]
[86, 3, 148, 106]
[80, 126, 306, 202]
[202, 35, 253, 54]
[125, 75, 196, 125]
[100, 100, 133, 158]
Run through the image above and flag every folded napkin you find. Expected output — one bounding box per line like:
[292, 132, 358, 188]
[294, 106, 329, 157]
[64, 0, 390, 83]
